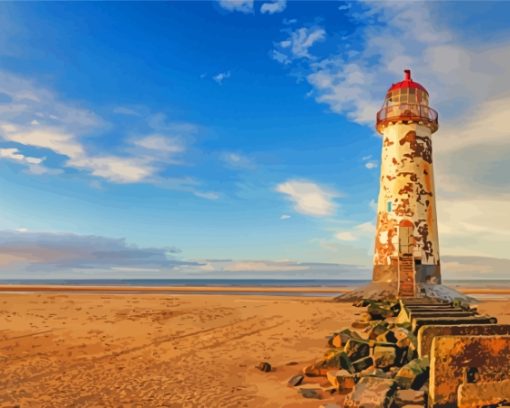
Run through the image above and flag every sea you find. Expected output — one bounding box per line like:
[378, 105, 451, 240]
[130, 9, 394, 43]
[1, 278, 510, 298]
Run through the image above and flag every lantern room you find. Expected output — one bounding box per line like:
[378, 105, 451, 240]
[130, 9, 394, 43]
[376, 69, 438, 134]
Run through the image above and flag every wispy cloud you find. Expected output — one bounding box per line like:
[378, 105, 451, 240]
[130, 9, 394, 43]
[335, 222, 375, 242]
[276, 179, 339, 217]
[221, 152, 253, 169]
[273, 26, 326, 64]
[280, 214, 291, 220]
[260, 0, 286, 14]
[218, 0, 254, 14]
[0, 70, 220, 198]
[213, 71, 231, 84]
[273, 1, 510, 259]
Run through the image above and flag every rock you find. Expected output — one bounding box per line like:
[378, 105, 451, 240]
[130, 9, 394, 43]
[395, 357, 429, 390]
[358, 366, 387, 378]
[303, 351, 354, 377]
[328, 333, 342, 348]
[298, 388, 321, 399]
[344, 338, 370, 361]
[257, 361, 272, 372]
[344, 376, 396, 408]
[326, 369, 355, 393]
[368, 322, 389, 340]
[351, 320, 370, 329]
[352, 356, 373, 372]
[373, 345, 397, 368]
[287, 374, 304, 387]
[376, 330, 398, 343]
[394, 389, 425, 405]
[368, 303, 394, 320]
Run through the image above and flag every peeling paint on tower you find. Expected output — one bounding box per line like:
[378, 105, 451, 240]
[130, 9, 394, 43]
[373, 70, 441, 297]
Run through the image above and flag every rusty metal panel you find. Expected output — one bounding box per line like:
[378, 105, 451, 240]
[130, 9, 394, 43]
[429, 335, 510, 408]
[418, 324, 510, 357]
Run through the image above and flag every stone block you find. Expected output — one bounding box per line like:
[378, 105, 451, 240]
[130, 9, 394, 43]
[429, 335, 510, 408]
[457, 379, 510, 408]
[344, 376, 396, 408]
[417, 323, 510, 357]
[326, 369, 355, 393]
[395, 357, 429, 390]
[373, 345, 397, 368]
[369, 322, 389, 340]
[344, 338, 370, 361]
[394, 389, 425, 406]
[352, 356, 373, 372]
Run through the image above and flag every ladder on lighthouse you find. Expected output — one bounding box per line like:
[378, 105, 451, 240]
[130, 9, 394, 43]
[398, 253, 416, 298]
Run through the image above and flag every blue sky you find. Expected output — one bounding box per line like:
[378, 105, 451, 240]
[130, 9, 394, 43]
[1, 1, 510, 279]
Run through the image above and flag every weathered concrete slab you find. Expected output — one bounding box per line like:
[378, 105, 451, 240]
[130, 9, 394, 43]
[417, 324, 510, 357]
[429, 335, 510, 408]
[411, 316, 497, 333]
[408, 310, 476, 320]
[344, 376, 396, 408]
[457, 379, 510, 408]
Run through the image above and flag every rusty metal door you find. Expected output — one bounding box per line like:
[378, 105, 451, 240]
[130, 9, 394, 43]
[398, 221, 415, 297]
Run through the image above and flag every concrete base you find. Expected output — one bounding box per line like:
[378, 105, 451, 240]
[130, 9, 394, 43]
[334, 282, 475, 303]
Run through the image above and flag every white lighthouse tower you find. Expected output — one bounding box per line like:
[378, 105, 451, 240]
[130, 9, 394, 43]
[373, 70, 440, 298]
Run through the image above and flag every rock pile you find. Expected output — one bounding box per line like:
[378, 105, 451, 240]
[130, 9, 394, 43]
[288, 299, 430, 407]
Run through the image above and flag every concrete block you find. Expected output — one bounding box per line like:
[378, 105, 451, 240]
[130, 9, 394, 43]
[457, 379, 510, 408]
[417, 324, 510, 357]
[429, 335, 510, 407]
[411, 316, 497, 333]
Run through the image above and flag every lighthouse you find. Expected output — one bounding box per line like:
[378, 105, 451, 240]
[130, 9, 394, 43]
[373, 69, 440, 298]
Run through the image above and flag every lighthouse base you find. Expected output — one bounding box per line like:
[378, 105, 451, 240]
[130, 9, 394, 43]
[335, 282, 475, 303]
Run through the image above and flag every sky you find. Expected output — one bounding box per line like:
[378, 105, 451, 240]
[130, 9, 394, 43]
[0, 1, 510, 280]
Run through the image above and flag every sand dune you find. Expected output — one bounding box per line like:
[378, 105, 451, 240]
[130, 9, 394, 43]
[0, 292, 508, 407]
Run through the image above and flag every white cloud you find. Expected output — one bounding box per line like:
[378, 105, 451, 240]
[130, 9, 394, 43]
[273, 26, 326, 63]
[364, 160, 378, 169]
[274, 1, 510, 260]
[213, 71, 231, 84]
[335, 231, 357, 241]
[218, 0, 254, 14]
[276, 179, 338, 217]
[221, 152, 253, 169]
[0, 147, 43, 165]
[0, 71, 220, 193]
[280, 214, 291, 220]
[335, 222, 375, 242]
[260, 0, 286, 14]
[132, 134, 184, 154]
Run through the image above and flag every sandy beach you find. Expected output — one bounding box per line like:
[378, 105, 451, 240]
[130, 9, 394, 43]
[1, 289, 509, 407]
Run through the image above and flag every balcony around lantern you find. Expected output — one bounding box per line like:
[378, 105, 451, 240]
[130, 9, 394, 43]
[376, 103, 438, 133]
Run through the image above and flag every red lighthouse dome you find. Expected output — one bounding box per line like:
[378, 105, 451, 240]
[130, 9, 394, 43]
[376, 69, 438, 134]
[387, 69, 428, 94]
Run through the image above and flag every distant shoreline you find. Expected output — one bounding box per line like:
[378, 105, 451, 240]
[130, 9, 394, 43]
[1, 284, 510, 296]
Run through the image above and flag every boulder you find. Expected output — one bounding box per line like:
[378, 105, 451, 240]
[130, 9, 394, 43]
[351, 320, 370, 329]
[373, 345, 397, 368]
[298, 388, 322, 399]
[368, 322, 389, 340]
[344, 376, 396, 408]
[344, 338, 370, 361]
[352, 356, 373, 372]
[287, 374, 304, 387]
[326, 369, 355, 393]
[257, 361, 271, 372]
[395, 357, 429, 390]
[394, 389, 425, 406]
